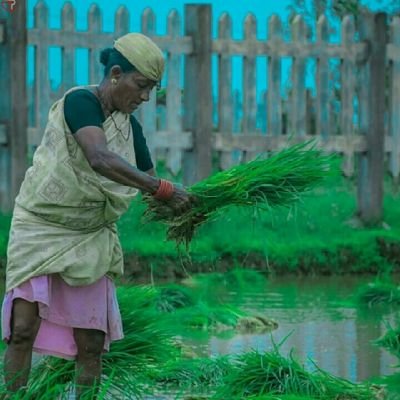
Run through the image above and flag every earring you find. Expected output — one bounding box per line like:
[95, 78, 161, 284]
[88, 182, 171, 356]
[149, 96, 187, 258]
[111, 78, 117, 85]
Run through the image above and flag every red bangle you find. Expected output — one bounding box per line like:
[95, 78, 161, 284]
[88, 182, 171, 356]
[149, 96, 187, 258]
[153, 179, 174, 200]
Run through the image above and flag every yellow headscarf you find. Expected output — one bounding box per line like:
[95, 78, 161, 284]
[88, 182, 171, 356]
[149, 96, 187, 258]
[114, 33, 165, 82]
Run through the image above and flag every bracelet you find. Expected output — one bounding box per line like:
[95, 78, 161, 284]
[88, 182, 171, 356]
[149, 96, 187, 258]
[153, 179, 174, 200]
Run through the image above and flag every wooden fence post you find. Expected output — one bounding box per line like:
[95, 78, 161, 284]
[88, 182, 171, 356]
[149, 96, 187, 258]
[357, 13, 387, 225]
[183, 4, 212, 185]
[0, 0, 27, 213]
[0, 8, 12, 212]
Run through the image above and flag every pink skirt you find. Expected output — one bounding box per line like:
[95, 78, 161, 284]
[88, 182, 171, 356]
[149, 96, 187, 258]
[1, 274, 124, 360]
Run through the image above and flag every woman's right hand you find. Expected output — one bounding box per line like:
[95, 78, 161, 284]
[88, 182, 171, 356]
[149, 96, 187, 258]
[166, 185, 196, 216]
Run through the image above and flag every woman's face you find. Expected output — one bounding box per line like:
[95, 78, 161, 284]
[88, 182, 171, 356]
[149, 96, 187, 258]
[111, 70, 157, 114]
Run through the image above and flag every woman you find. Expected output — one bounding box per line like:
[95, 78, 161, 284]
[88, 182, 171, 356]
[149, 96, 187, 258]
[1, 33, 192, 397]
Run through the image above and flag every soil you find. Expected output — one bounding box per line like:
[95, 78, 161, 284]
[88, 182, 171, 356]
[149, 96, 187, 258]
[1, 236, 399, 284]
[121, 236, 400, 283]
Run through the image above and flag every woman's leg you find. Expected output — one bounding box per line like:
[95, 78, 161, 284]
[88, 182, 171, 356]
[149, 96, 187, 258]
[3, 298, 41, 392]
[73, 328, 105, 399]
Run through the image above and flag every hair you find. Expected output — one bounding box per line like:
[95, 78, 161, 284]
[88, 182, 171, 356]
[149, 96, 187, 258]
[100, 48, 137, 77]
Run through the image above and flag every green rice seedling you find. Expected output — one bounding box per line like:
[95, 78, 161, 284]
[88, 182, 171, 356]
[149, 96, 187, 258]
[106, 286, 179, 368]
[153, 356, 231, 391]
[374, 323, 400, 359]
[213, 349, 376, 400]
[171, 302, 245, 332]
[372, 372, 400, 399]
[0, 360, 146, 399]
[144, 141, 337, 247]
[155, 284, 198, 312]
[355, 281, 400, 307]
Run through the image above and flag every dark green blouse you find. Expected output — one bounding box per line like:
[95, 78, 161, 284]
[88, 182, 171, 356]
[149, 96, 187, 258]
[64, 89, 154, 172]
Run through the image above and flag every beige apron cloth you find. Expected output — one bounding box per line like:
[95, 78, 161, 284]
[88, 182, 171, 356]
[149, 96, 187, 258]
[6, 86, 139, 291]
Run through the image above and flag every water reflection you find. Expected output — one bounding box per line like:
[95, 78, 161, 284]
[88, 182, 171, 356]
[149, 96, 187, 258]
[183, 275, 399, 382]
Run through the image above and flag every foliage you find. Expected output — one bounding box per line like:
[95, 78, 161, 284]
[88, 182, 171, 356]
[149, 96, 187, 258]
[155, 283, 197, 312]
[170, 302, 245, 331]
[0, 213, 11, 259]
[355, 281, 400, 307]
[288, 0, 399, 24]
[213, 348, 377, 400]
[374, 323, 400, 359]
[144, 141, 338, 247]
[152, 356, 231, 390]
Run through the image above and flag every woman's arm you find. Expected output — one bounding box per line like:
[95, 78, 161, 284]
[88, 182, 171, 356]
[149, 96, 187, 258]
[74, 127, 190, 211]
[75, 126, 160, 194]
[145, 167, 156, 177]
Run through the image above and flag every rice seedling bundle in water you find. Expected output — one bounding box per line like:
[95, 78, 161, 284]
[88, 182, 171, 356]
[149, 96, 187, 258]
[374, 324, 400, 359]
[214, 350, 377, 400]
[144, 141, 336, 247]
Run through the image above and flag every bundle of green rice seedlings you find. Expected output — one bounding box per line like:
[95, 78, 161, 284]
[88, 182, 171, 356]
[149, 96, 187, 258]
[171, 302, 245, 332]
[374, 324, 400, 359]
[0, 357, 74, 400]
[213, 349, 376, 400]
[355, 281, 400, 307]
[144, 141, 336, 247]
[155, 284, 198, 312]
[105, 285, 179, 369]
[153, 356, 231, 390]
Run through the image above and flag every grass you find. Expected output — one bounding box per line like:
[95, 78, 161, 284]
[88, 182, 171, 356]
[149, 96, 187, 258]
[213, 349, 377, 400]
[374, 323, 400, 359]
[151, 346, 380, 400]
[355, 281, 400, 307]
[0, 213, 11, 260]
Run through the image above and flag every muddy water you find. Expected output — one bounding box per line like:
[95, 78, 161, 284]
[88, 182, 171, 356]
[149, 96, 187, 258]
[180, 275, 400, 382]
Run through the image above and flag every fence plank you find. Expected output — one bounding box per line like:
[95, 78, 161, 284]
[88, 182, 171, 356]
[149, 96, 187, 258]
[267, 14, 283, 137]
[10, 0, 28, 205]
[139, 8, 158, 161]
[357, 12, 387, 224]
[259, 89, 267, 133]
[212, 38, 368, 60]
[290, 15, 307, 137]
[389, 16, 400, 184]
[357, 13, 373, 216]
[214, 133, 367, 152]
[0, 8, 11, 211]
[88, 4, 103, 84]
[341, 15, 356, 177]
[243, 14, 257, 134]
[316, 15, 330, 140]
[183, 4, 212, 185]
[61, 2, 75, 91]
[305, 89, 315, 135]
[242, 14, 257, 162]
[34, 0, 50, 140]
[166, 10, 182, 175]
[115, 5, 130, 37]
[233, 89, 241, 133]
[218, 12, 234, 170]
